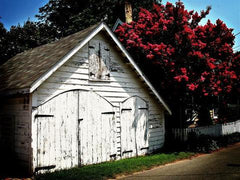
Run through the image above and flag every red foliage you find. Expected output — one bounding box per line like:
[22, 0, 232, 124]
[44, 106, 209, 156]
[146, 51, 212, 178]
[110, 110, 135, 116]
[115, 2, 239, 98]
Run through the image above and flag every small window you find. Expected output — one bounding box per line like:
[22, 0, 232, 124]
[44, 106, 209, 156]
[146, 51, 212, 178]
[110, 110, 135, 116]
[89, 40, 111, 81]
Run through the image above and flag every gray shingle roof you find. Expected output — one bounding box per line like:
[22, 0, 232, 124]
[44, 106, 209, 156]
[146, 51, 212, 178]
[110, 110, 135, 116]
[0, 23, 99, 93]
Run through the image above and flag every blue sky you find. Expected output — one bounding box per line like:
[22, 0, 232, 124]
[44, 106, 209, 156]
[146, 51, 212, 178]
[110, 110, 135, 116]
[0, 0, 239, 50]
[0, 0, 48, 28]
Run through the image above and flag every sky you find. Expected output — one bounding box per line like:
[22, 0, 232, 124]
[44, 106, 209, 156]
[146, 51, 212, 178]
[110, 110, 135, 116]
[0, 0, 48, 28]
[0, 0, 239, 50]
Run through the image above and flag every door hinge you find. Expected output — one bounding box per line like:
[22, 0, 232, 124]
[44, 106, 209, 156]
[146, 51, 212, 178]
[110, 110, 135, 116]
[35, 114, 54, 118]
[102, 112, 115, 115]
[140, 147, 149, 150]
[122, 150, 133, 154]
[35, 165, 56, 173]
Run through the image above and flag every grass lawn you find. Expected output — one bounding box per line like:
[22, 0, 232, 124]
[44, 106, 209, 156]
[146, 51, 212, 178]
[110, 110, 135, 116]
[36, 152, 194, 180]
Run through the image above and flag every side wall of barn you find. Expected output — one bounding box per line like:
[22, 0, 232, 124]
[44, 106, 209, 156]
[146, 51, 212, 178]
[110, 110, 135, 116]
[31, 31, 165, 171]
[0, 94, 32, 174]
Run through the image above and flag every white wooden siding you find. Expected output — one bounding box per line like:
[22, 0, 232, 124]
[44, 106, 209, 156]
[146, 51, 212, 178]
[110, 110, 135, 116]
[32, 32, 165, 171]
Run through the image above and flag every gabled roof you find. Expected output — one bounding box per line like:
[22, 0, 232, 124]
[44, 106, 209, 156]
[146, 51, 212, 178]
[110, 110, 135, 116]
[0, 22, 171, 114]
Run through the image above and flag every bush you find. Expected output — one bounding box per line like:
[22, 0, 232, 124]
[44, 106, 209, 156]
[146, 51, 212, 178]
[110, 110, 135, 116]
[186, 132, 240, 153]
[186, 133, 219, 153]
[216, 132, 240, 147]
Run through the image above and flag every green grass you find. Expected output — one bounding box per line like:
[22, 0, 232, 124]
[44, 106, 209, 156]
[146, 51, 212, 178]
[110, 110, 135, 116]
[36, 152, 194, 180]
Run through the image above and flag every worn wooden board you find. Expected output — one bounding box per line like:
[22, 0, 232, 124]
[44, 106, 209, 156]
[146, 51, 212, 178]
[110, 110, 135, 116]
[88, 40, 110, 80]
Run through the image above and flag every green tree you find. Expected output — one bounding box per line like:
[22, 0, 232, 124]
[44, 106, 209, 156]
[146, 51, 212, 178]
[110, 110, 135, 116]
[1, 0, 160, 64]
[0, 20, 56, 65]
[0, 21, 8, 64]
[36, 0, 160, 37]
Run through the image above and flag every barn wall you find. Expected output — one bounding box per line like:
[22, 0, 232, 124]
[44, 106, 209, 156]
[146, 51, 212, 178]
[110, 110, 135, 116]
[0, 94, 31, 174]
[32, 32, 165, 171]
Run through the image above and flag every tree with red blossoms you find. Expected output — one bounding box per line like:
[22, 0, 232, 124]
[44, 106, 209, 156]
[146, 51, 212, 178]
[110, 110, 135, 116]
[115, 1, 240, 127]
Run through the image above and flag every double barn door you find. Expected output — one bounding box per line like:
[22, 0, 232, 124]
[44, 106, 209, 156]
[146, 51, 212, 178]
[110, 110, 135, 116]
[35, 90, 116, 170]
[35, 90, 149, 170]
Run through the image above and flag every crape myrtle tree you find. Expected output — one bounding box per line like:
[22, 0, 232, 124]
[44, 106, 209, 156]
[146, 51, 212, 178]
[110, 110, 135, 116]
[115, 1, 240, 127]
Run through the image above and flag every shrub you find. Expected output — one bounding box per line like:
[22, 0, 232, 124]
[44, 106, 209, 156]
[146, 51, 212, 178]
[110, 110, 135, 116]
[186, 132, 240, 153]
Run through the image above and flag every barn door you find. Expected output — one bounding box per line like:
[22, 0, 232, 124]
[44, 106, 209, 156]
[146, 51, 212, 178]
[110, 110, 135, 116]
[121, 96, 149, 158]
[35, 91, 78, 170]
[78, 91, 117, 165]
[35, 90, 117, 170]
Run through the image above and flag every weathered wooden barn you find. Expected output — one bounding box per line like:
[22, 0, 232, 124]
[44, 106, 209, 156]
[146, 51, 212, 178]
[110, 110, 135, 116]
[0, 22, 171, 174]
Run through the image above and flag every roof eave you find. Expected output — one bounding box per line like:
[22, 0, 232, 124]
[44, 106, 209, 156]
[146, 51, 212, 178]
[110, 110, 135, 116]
[0, 88, 30, 96]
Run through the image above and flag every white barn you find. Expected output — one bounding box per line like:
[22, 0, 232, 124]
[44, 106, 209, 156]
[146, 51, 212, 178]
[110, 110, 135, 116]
[0, 22, 171, 175]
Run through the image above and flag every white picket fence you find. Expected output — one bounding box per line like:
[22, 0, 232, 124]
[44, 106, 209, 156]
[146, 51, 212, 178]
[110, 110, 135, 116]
[171, 120, 240, 141]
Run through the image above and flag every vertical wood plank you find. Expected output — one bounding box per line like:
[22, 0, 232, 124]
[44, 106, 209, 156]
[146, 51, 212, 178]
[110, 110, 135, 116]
[135, 97, 149, 156]
[78, 91, 88, 165]
[121, 97, 136, 158]
[100, 42, 110, 80]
